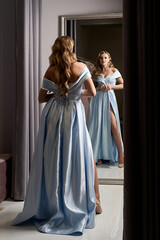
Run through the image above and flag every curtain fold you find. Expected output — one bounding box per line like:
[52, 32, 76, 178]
[123, 0, 160, 239]
[12, 0, 42, 200]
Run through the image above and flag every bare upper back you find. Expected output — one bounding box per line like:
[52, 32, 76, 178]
[44, 62, 87, 84]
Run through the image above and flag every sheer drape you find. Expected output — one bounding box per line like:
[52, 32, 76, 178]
[12, 0, 42, 200]
[123, 0, 160, 239]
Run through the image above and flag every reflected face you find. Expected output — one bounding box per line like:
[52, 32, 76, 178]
[99, 53, 110, 67]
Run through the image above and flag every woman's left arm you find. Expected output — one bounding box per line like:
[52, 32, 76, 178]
[111, 76, 124, 90]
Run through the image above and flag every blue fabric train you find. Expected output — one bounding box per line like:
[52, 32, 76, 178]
[12, 67, 96, 235]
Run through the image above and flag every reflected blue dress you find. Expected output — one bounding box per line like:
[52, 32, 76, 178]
[87, 70, 123, 164]
[12, 67, 96, 235]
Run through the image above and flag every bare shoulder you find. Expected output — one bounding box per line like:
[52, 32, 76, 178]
[112, 68, 118, 73]
[71, 61, 87, 76]
[72, 61, 86, 67]
[71, 61, 86, 70]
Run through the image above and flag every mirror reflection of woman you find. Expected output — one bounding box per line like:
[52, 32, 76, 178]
[87, 51, 124, 168]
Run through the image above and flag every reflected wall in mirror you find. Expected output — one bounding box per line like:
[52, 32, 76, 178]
[60, 14, 123, 184]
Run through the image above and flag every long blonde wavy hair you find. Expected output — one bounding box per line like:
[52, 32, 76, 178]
[49, 36, 77, 97]
[93, 51, 114, 84]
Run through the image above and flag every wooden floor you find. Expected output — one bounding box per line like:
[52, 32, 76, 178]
[0, 185, 123, 240]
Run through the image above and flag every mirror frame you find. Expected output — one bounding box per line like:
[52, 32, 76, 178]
[59, 13, 123, 185]
[60, 13, 123, 36]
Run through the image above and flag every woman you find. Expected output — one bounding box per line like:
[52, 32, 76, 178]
[12, 36, 101, 235]
[87, 51, 124, 167]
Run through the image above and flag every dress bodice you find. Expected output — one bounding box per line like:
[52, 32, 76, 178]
[42, 67, 91, 101]
[96, 70, 121, 86]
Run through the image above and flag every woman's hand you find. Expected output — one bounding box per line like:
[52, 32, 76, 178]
[97, 85, 112, 92]
[96, 86, 101, 91]
[104, 85, 112, 91]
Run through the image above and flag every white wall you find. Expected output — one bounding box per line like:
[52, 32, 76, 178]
[0, 0, 122, 153]
[41, 0, 123, 75]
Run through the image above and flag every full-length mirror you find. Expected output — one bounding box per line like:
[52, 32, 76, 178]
[60, 14, 123, 184]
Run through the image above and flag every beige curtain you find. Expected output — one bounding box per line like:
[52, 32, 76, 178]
[12, 0, 42, 200]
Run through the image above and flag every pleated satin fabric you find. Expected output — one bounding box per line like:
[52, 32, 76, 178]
[12, 67, 96, 235]
[87, 70, 123, 164]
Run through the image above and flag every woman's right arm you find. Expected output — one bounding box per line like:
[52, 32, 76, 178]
[81, 77, 96, 97]
[38, 88, 53, 103]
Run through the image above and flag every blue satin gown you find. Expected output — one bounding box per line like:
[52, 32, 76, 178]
[12, 67, 96, 235]
[87, 70, 123, 164]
